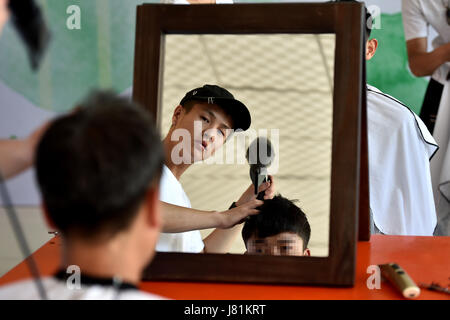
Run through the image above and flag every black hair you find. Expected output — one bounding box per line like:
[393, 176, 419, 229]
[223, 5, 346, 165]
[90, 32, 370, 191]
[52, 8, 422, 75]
[242, 195, 311, 251]
[180, 99, 200, 113]
[36, 90, 164, 239]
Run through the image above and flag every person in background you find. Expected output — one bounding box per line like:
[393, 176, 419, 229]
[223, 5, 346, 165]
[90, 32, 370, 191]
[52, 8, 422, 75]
[402, 0, 450, 236]
[402, 0, 450, 133]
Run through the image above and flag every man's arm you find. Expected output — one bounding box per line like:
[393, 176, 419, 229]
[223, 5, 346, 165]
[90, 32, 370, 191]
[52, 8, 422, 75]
[0, 122, 49, 179]
[406, 38, 450, 77]
[0, 139, 32, 179]
[160, 198, 263, 233]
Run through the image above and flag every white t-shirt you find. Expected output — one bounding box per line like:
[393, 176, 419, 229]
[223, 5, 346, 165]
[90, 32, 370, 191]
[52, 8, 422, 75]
[0, 277, 164, 300]
[367, 85, 438, 235]
[156, 165, 204, 253]
[401, 0, 450, 83]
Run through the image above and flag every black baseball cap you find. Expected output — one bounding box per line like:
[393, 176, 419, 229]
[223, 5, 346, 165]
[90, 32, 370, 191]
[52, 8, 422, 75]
[179, 84, 251, 131]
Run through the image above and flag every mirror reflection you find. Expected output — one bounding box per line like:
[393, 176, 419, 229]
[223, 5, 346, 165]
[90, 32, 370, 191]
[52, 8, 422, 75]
[158, 34, 335, 257]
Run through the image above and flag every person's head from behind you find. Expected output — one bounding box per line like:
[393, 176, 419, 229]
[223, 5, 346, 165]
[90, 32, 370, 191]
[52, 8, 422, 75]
[36, 90, 164, 271]
[242, 195, 311, 256]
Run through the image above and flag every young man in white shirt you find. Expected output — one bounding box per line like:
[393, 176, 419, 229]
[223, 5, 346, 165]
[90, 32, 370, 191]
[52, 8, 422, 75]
[364, 7, 439, 235]
[0, 91, 166, 299]
[402, 0, 450, 236]
[158, 84, 275, 253]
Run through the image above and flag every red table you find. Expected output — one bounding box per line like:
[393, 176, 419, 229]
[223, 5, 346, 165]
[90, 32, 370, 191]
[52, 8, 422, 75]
[0, 235, 448, 300]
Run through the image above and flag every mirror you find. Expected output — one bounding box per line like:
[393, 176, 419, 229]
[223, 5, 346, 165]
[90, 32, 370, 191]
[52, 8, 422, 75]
[159, 34, 335, 257]
[133, 2, 367, 286]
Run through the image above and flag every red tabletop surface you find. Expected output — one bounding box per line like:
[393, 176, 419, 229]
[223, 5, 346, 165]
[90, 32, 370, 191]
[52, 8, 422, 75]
[0, 235, 449, 300]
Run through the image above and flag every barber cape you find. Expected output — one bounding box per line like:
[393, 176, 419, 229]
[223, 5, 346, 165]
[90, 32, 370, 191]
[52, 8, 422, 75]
[367, 85, 438, 235]
[431, 83, 450, 235]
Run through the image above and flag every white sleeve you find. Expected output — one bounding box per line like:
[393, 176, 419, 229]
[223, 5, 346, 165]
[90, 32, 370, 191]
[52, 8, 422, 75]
[401, 0, 429, 41]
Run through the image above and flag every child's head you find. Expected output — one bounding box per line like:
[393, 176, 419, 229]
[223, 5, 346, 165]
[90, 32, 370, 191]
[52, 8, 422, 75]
[36, 90, 164, 265]
[242, 195, 311, 256]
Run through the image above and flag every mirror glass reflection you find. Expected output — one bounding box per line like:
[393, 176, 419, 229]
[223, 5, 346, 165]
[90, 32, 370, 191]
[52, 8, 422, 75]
[159, 34, 335, 257]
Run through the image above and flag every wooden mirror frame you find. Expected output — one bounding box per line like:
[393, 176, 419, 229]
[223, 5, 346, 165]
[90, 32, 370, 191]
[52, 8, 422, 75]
[133, 2, 368, 286]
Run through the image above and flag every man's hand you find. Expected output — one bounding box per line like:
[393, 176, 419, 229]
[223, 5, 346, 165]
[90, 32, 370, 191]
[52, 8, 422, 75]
[217, 198, 263, 229]
[0, 121, 50, 179]
[25, 121, 51, 163]
[235, 175, 276, 206]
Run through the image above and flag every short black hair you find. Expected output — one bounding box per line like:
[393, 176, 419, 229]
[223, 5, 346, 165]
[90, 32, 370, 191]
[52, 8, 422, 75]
[242, 195, 311, 251]
[180, 99, 200, 113]
[36, 90, 164, 239]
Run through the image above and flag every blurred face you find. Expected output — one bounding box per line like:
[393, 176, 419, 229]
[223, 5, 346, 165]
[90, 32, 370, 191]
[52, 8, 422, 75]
[0, 0, 9, 36]
[246, 232, 310, 256]
[170, 102, 233, 163]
